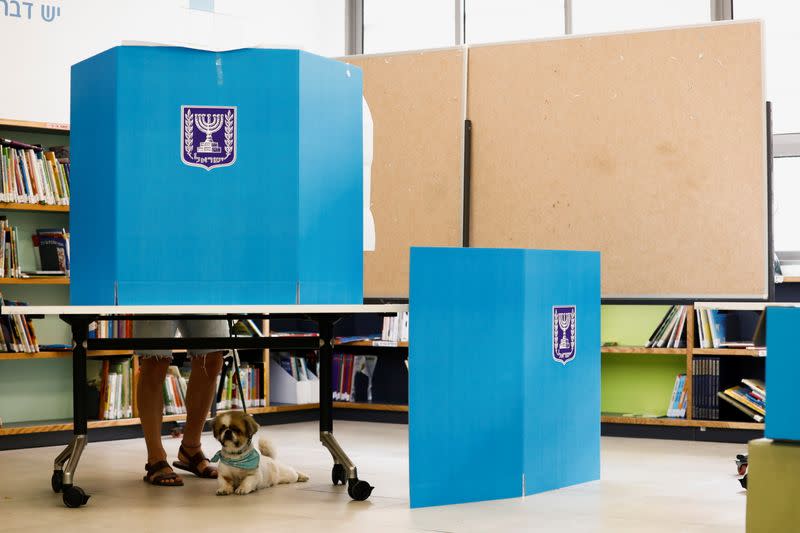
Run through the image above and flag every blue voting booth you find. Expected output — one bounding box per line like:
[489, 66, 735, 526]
[70, 46, 363, 305]
[408, 247, 601, 508]
[766, 307, 800, 441]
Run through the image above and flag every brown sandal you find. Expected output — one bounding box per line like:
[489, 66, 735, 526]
[143, 461, 184, 486]
[172, 445, 218, 479]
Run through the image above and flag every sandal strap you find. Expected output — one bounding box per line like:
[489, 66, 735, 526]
[145, 460, 171, 475]
[179, 445, 209, 467]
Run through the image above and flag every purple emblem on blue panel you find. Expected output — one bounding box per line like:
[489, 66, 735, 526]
[181, 105, 237, 170]
[553, 305, 576, 365]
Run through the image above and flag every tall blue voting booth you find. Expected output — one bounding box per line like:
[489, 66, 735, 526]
[70, 46, 363, 305]
[409, 247, 601, 508]
[766, 307, 800, 441]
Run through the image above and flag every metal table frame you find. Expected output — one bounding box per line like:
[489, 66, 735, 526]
[0, 304, 407, 507]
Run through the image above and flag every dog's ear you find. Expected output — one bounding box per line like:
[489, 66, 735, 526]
[243, 414, 260, 438]
[211, 415, 223, 440]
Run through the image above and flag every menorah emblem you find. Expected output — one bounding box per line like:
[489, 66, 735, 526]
[552, 305, 577, 365]
[181, 105, 237, 170]
[195, 113, 224, 154]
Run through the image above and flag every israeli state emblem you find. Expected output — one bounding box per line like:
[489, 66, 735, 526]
[181, 105, 237, 170]
[552, 305, 576, 365]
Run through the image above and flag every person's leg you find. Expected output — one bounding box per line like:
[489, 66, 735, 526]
[138, 356, 182, 484]
[134, 319, 182, 485]
[178, 350, 224, 476]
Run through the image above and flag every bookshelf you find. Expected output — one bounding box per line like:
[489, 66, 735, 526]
[601, 303, 770, 432]
[0, 277, 69, 285]
[0, 121, 72, 432]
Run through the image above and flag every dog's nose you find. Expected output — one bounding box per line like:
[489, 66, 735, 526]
[223, 429, 233, 441]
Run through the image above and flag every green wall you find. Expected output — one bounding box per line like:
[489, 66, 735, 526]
[600, 305, 684, 416]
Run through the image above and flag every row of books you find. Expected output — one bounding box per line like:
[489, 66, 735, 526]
[215, 364, 265, 410]
[0, 295, 39, 352]
[0, 218, 22, 278]
[88, 320, 133, 339]
[645, 305, 687, 348]
[693, 357, 720, 420]
[333, 353, 378, 402]
[32, 228, 70, 275]
[696, 307, 765, 350]
[0, 140, 71, 206]
[275, 353, 318, 382]
[163, 366, 188, 415]
[93, 358, 134, 420]
[381, 312, 409, 343]
[666, 373, 688, 418]
[719, 379, 765, 422]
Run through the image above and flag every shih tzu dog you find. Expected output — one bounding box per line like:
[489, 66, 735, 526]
[211, 411, 309, 495]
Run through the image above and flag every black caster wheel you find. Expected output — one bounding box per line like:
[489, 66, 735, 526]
[347, 479, 374, 501]
[51, 470, 63, 493]
[62, 485, 90, 508]
[739, 474, 748, 490]
[332, 464, 346, 486]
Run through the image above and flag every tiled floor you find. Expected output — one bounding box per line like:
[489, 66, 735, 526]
[0, 421, 747, 532]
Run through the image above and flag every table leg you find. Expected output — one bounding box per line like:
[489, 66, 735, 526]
[53, 315, 95, 508]
[314, 316, 373, 501]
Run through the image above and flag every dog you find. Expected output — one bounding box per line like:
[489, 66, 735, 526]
[211, 411, 309, 495]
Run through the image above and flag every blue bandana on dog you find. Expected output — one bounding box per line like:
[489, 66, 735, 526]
[210, 448, 260, 470]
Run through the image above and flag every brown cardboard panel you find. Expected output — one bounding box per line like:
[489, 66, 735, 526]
[342, 49, 465, 298]
[468, 22, 766, 297]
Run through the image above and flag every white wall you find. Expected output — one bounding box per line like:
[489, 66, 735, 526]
[0, 0, 344, 125]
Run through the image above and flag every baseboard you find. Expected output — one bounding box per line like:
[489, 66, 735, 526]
[601, 422, 762, 444]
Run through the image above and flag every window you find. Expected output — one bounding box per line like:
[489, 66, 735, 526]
[363, 0, 455, 54]
[572, 0, 710, 34]
[465, 0, 564, 44]
[735, 1, 800, 134]
[774, 157, 800, 252]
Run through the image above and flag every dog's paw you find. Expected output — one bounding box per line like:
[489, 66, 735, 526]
[216, 488, 232, 496]
[296, 472, 309, 482]
[234, 486, 255, 495]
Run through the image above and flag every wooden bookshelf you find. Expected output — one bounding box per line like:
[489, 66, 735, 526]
[334, 401, 408, 412]
[0, 118, 69, 132]
[775, 275, 800, 284]
[0, 404, 320, 436]
[0, 350, 134, 361]
[601, 346, 686, 355]
[694, 347, 766, 357]
[0, 277, 69, 285]
[0, 202, 69, 213]
[336, 340, 409, 348]
[601, 415, 763, 431]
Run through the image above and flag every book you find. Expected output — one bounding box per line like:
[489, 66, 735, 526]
[707, 310, 728, 348]
[718, 392, 764, 422]
[723, 386, 765, 416]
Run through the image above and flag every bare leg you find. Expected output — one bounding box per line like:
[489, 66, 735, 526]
[179, 351, 224, 476]
[138, 357, 181, 484]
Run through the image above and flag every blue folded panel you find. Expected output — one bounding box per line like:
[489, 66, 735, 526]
[766, 307, 800, 441]
[70, 46, 362, 305]
[409, 247, 600, 508]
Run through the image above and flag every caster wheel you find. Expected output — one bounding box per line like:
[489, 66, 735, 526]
[331, 464, 346, 486]
[63, 485, 90, 508]
[347, 479, 374, 501]
[737, 464, 748, 476]
[51, 470, 63, 493]
[739, 474, 748, 490]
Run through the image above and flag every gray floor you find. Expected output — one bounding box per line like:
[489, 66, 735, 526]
[0, 421, 747, 532]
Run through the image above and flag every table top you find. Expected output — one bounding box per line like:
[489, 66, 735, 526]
[0, 304, 408, 316]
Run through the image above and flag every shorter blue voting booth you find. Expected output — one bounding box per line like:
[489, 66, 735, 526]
[766, 307, 800, 441]
[70, 46, 363, 305]
[409, 247, 600, 508]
